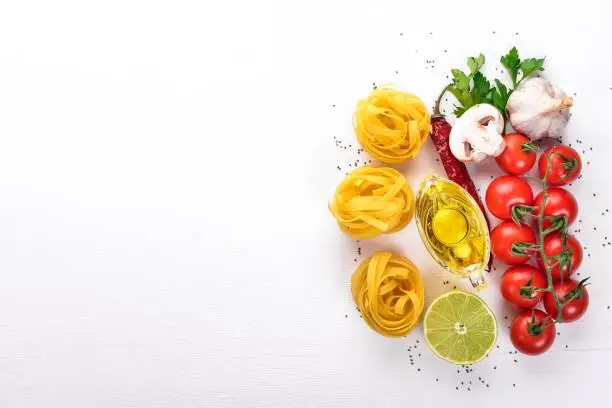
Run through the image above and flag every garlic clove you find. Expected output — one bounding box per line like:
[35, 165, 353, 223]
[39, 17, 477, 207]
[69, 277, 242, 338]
[449, 104, 505, 163]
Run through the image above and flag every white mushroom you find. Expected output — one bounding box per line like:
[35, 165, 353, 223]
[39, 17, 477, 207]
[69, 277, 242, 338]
[449, 104, 505, 163]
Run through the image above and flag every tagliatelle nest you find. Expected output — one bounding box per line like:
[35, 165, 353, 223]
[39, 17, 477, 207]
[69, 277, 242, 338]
[352, 252, 425, 337]
[328, 166, 414, 239]
[354, 86, 431, 163]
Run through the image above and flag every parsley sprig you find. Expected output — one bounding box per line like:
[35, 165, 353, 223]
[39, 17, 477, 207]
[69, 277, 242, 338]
[447, 47, 545, 118]
[500, 47, 545, 88]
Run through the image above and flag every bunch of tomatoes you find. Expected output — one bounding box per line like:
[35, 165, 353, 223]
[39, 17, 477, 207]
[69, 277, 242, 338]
[485, 133, 589, 355]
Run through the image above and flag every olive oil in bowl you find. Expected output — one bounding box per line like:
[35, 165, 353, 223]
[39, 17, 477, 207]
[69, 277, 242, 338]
[415, 175, 490, 291]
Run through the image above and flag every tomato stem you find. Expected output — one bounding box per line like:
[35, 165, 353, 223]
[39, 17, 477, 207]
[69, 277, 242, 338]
[521, 143, 540, 152]
[537, 153, 565, 322]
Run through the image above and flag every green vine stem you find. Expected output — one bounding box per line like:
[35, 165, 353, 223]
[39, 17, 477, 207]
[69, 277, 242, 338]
[535, 152, 565, 322]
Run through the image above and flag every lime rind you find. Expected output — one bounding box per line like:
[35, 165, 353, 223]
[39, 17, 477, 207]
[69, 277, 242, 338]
[423, 290, 497, 365]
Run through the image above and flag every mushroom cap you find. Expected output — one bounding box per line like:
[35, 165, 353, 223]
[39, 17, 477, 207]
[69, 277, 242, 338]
[449, 104, 505, 163]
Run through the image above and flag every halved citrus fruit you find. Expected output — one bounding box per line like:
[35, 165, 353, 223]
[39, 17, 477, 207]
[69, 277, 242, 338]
[423, 290, 497, 365]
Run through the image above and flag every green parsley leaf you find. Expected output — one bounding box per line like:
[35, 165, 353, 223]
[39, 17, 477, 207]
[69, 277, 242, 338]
[448, 87, 473, 108]
[520, 58, 545, 78]
[453, 105, 467, 117]
[495, 79, 508, 99]
[500, 47, 520, 87]
[467, 53, 485, 75]
[493, 79, 509, 112]
[472, 72, 491, 104]
[451, 69, 470, 92]
[487, 79, 508, 114]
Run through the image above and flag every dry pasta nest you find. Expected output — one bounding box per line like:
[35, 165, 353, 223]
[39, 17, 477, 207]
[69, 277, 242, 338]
[352, 252, 425, 337]
[354, 86, 431, 163]
[329, 166, 414, 239]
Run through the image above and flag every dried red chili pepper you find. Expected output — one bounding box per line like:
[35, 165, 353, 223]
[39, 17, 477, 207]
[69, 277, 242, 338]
[431, 86, 493, 271]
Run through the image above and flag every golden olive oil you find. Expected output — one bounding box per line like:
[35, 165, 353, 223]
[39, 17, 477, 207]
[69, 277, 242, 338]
[415, 175, 490, 291]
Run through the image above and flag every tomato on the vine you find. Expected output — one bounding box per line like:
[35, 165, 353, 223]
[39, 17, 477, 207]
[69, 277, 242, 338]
[538, 145, 582, 186]
[491, 221, 536, 265]
[500, 265, 547, 309]
[543, 279, 589, 322]
[495, 133, 537, 175]
[485, 176, 534, 220]
[533, 188, 578, 229]
[537, 233, 583, 281]
[510, 309, 556, 355]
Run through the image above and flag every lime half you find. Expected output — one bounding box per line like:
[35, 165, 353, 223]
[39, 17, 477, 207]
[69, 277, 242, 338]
[423, 290, 497, 365]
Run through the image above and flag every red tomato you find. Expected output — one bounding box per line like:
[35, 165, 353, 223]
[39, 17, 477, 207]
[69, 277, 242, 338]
[485, 176, 534, 220]
[496, 133, 537, 175]
[510, 309, 556, 355]
[543, 279, 589, 322]
[500, 265, 548, 309]
[538, 145, 582, 186]
[491, 221, 536, 265]
[533, 188, 578, 229]
[537, 233, 583, 281]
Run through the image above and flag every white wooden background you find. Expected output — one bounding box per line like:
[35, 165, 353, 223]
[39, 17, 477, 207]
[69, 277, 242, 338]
[1, 1, 611, 407]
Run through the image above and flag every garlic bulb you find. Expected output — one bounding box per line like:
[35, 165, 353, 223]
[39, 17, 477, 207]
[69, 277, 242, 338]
[507, 77, 572, 140]
[449, 104, 505, 163]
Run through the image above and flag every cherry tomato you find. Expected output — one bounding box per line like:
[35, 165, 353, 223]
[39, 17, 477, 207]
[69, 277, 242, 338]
[491, 221, 536, 265]
[543, 279, 589, 322]
[533, 188, 578, 229]
[510, 309, 556, 355]
[496, 133, 537, 175]
[537, 233, 583, 281]
[485, 176, 534, 220]
[538, 145, 582, 186]
[500, 265, 547, 309]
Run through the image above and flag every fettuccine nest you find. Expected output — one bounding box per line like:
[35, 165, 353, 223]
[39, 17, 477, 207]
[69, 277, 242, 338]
[329, 166, 414, 239]
[352, 252, 425, 337]
[355, 87, 431, 163]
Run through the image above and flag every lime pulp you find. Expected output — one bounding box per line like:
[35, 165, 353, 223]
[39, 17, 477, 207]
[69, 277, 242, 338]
[423, 290, 497, 365]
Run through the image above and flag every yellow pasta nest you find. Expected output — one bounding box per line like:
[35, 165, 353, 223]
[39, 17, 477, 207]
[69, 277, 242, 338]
[354, 87, 431, 163]
[352, 252, 425, 337]
[329, 166, 414, 239]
